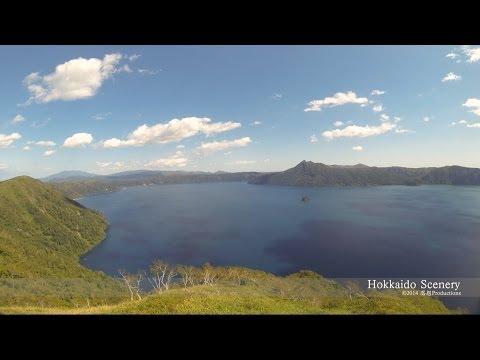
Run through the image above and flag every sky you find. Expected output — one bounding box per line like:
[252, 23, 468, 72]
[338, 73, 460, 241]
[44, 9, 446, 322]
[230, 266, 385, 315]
[0, 45, 479, 179]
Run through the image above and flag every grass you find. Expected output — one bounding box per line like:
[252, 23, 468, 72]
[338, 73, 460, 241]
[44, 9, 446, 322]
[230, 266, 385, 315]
[0, 278, 464, 315]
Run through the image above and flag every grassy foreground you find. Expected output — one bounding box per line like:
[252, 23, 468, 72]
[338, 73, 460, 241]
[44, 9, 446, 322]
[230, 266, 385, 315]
[0, 272, 461, 314]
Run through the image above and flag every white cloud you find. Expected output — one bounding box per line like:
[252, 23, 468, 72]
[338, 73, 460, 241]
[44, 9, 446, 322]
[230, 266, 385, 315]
[23, 146, 31, 151]
[395, 128, 415, 134]
[11, 114, 26, 124]
[176, 144, 185, 149]
[35, 140, 56, 147]
[197, 137, 251, 154]
[117, 64, 133, 73]
[129, 54, 141, 62]
[272, 93, 283, 99]
[234, 160, 256, 165]
[113, 161, 125, 168]
[138, 69, 160, 75]
[463, 98, 480, 116]
[352, 146, 363, 151]
[92, 112, 111, 120]
[44, 150, 56, 157]
[373, 104, 384, 112]
[371, 90, 385, 96]
[250, 121, 262, 126]
[147, 151, 188, 168]
[224, 151, 232, 156]
[310, 134, 318, 143]
[23, 53, 122, 104]
[380, 114, 390, 122]
[63, 133, 93, 148]
[96, 161, 111, 168]
[264, 158, 270, 162]
[96, 161, 125, 170]
[466, 123, 480, 128]
[322, 123, 396, 140]
[442, 72, 462, 82]
[0, 163, 7, 170]
[304, 91, 368, 112]
[30, 118, 50, 128]
[394, 116, 402, 122]
[462, 46, 480, 63]
[423, 116, 431, 122]
[446, 53, 459, 59]
[0, 133, 21, 148]
[334, 121, 344, 127]
[451, 120, 471, 127]
[102, 117, 241, 148]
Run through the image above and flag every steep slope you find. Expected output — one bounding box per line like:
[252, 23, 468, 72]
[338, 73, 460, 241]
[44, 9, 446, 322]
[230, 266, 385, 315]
[249, 161, 480, 186]
[0, 176, 124, 305]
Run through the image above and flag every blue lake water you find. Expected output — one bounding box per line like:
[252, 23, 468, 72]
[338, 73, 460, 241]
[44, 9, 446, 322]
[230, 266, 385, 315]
[79, 182, 480, 311]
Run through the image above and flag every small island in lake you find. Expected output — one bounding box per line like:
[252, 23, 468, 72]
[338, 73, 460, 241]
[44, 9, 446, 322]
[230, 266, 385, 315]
[301, 195, 310, 203]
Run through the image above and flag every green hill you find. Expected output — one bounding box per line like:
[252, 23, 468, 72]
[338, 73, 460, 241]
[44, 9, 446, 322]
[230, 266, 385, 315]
[0, 176, 125, 306]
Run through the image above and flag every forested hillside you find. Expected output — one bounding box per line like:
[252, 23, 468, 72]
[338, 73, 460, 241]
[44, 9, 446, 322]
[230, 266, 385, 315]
[0, 176, 125, 306]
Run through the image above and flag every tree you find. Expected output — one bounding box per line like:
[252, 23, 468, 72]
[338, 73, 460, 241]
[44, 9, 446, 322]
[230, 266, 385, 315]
[149, 261, 166, 293]
[343, 280, 369, 300]
[119, 269, 144, 301]
[149, 260, 177, 291]
[164, 266, 177, 290]
[202, 262, 214, 285]
[227, 267, 243, 285]
[189, 266, 201, 286]
[177, 265, 190, 288]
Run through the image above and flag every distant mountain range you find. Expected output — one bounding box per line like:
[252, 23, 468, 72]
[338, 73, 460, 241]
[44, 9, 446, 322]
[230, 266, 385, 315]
[42, 161, 480, 198]
[42, 169, 241, 182]
[44, 170, 264, 198]
[249, 160, 480, 186]
[42, 170, 98, 181]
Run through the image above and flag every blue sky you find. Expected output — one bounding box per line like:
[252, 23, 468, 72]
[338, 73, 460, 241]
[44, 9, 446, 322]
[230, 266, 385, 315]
[1, 45, 479, 179]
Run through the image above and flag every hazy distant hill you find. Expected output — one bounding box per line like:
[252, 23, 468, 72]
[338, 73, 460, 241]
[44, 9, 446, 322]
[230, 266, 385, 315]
[249, 160, 480, 186]
[49, 171, 264, 198]
[42, 170, 98, 182]
[105, 170, 165, 179]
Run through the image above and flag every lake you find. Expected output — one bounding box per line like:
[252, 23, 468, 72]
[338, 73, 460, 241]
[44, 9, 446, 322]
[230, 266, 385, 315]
[79, 182, 480, 311]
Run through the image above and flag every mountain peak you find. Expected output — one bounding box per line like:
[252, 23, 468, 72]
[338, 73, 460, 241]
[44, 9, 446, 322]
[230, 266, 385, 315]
[297, 160, 314, 166]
